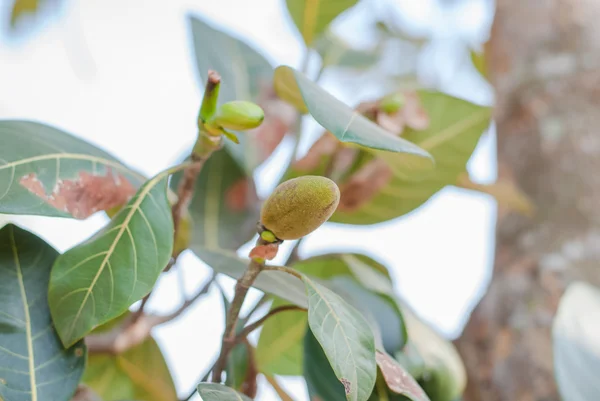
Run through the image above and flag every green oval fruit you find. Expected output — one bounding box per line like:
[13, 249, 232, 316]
[260, 176, 340, 240]
[213, 100, 265, 131]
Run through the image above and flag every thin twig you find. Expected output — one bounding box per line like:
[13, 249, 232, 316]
[264, 374, 295, 401]
[235, 305, 305, 342]
[211, 259, 264, 382]
[86, 274, 216, 354]
[262, 265, 303, 280]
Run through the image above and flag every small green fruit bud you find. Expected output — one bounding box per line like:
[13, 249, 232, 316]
[212, 101, 265, 131]
[260, 230, 277, 243]
[260, 176, 340, 240]
[380, 92, 406, 113]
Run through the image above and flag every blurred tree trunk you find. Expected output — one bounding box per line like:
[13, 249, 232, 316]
[455, 0, 600, 400]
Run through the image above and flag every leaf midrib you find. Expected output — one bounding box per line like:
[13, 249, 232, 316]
[418, 109, 490, 151]
[10, 226, 37, 401]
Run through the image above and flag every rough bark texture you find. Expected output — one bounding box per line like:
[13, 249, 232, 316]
[455, 0, 600, 400]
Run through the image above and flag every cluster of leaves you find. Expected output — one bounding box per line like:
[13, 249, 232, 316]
[0, 1, 505, 401]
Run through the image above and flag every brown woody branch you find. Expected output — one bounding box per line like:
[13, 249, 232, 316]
[86, 273, 216, 354]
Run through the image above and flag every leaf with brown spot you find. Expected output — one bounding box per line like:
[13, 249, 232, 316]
[20, 169, 136, 219]
[0, 120, 145, 218]
[376, 351, 430, 401]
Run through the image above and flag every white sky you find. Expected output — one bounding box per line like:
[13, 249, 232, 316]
[0, 0, 495, 399]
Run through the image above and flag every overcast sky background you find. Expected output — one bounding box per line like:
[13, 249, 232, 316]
[0, 0, 495, 399]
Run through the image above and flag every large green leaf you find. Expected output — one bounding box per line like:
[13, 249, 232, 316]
[398, 307, 466, 401]
[553, 281, 600, 401]
[0, 120, 144, 218]
[193, 248, 308, 308]
[0, 224, 86, 401]
[376, 351, 430, 401]
[189, 15, 274, 173]
[273, 66, 434, 176]
[330, 91, 492, 224]
[303, 275, 377, 401]
[256, 297, 307, 376]
[48, 170, 174, 347]
[255, 254, 405, 376]
[84, 337, 177, 401]
[304, 328, 347, 401]
[285, 0, 359, 46]
[171, 149, 258, 252]
[196, 383, 252, 401]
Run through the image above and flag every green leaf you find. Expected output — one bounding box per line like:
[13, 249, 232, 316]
[553, 281, 600, 401]
[273, 66, 434, 175]
[48, 170, 174, 347]
[331, 91, 492, 224]
[376, 351, 430, 401]
[256, 254, 406, 376]
[315, 31, 381, 70]
[0, 120, 144, 218]
[189, 15, 274, 173]
[303, 275, 377, 401]
[171, 149, 258, 252]
[285, 0, 359, 46]
[83, 336, 177, 401]
[192, 248, 308, 308]
[196, 383, 252, 401]
[0, 224, 86, 401]
[304, 328, 347, 401]
[256, 297, 307, 376]
[10, 0, 38, 27]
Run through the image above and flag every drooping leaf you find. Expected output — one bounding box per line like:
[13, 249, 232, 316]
[189, 15, 275, 173]
[171, 149, 258, 252]
[0, 224, 86, 401]
[0, 120, 144, 218]
[470, 49, 487, 78]
[285, 0, 359, 46]
[303, 275, 377, 401]
[196, 383, 252, 401]
[304, 328, 347, 401]
[315, 31, 381, 70]
[376, 351, 430, 401]
[256, 254, 406, 376]
[273, 66, 434, 175]
[553, 281, 600, 401]
[329, 91, 492, 224]
[84, 336, 177, 401]
[397, 306, 466, 401]
[256, 297, 308, 376]
[193, 248, 308, 308]
[48, 170, 174, 347]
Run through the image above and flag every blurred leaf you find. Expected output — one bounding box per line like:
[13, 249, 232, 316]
[84, 337, 177, 401]
[303, 275, 377, 401]
[189, 15, 274, 173]
[304, 328, 347, 401]
[273, 66, 434, 176]
[376, 351, 430, 401]
[399, 307, 466, 401]
[456, 172, 535, 217]
[70, 385, 103, 401]
[256, 297, 308, 376]
[49, 171, 173, 347]
[0, 224, 86, 401]
[285, 0, 359, 46]
[0, 120, 144, 218]
[192, 248, 308, 308]
[171, 149, 258, 252]
[553, 282, 600, 401]
[315, 31, 381, 69]
[331, 91, 492, 224]
[196, 383, 252, 401]
[470, 49, 487, 78]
